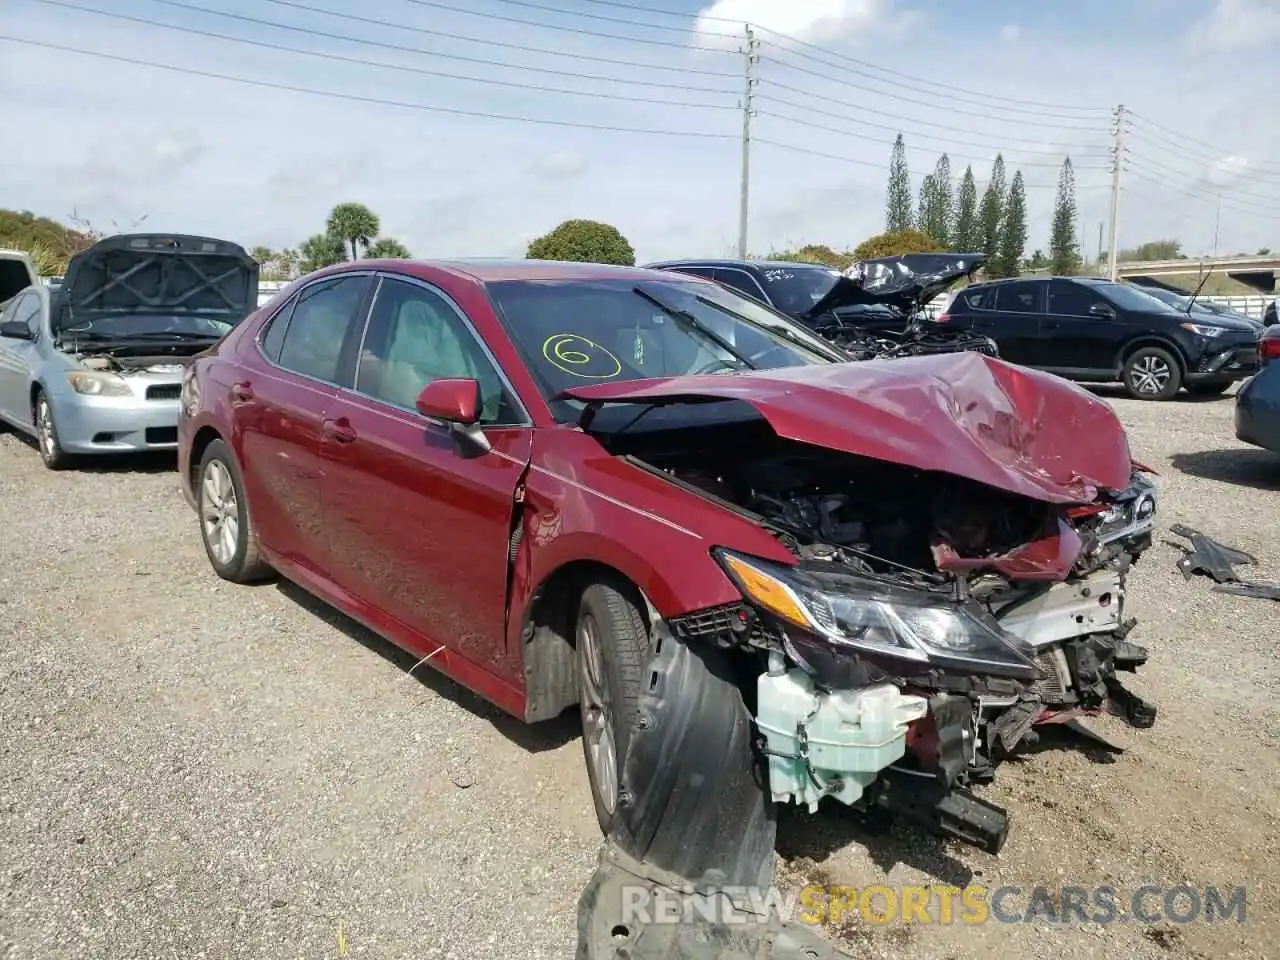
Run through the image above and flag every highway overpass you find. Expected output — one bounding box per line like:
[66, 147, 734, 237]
[1115, 255, 1279, 293]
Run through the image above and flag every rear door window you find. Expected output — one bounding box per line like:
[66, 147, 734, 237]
[959, 287, 996, 311]
[275, 275, 372, 384]
[713, 268, 768, 303]
[994, 281, 1045, 314]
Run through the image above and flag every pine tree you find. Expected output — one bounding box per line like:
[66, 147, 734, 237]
[916, 154, 953, 246]
[978, 154, 1007, 269]
[1050, 157, 1081, 274]
[885, 134, 914, 233]
[951, 165, 979, 252]
[996, 170, 1028, 277]
[916, 174, 934, 233]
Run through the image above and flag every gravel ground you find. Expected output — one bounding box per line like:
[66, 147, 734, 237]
[1, 386, 1277, 960]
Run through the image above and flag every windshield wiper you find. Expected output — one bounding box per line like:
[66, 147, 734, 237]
[632, 284, 757, 371]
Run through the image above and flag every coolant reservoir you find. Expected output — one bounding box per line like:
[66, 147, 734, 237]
[757, 668, 928, 812]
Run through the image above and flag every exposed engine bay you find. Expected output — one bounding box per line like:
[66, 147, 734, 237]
[623, 430, 1157, 855]
[74, 351, 196, 374]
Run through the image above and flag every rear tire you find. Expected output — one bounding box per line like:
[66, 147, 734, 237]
[576, 581, 652, 835]
[33, 390, 74, 470]
[1186, 381, 1231, 397]
[196, 439, 274, 583]
[1122, 346, 1182, 401]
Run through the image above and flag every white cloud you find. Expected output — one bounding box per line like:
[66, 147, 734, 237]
[529, 151, 589, 180]
[692, 0, 910, 48]
[1206, 154, 1254, 185]
[1192, 0, 1280, 50]
[1000, 24, 1021, 43]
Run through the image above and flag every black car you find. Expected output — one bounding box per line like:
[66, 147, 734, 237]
[645, 255, 997, 359]
[1235, 324, 1280, 452]
[941, 275, 1261, 400]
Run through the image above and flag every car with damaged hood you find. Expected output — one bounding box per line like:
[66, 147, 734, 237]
[645, 252, 999, 360]
[175, 259, 1159, 958]
[0, 234, 259, 469]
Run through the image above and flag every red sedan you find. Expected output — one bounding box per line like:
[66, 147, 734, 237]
[178, 258, 1158, 898]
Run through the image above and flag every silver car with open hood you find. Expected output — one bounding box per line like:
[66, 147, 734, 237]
[0, 234, 258, 469]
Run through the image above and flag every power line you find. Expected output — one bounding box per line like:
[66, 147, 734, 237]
[755, 91, 1110, 158]
[564, 0, 1110, 115]
[394, 0, 735, 53]
[111, 0, 738, 96]
[251, 0, 739, 78]
[1128, 110, 1280, 172]
[755, 111, 1107, 170]
[452, 0, 737, 39]
[1126, 167, 1280, 221]
[1123, 151, 1280, 208]
[36, 0, 738, 109]
[0, 34, 740, 139]
[754, 139, 1110, 191]
[1125, 128, 1280, 185]
[760, 77, 1109, 150]
[759, 53, 1109, 131]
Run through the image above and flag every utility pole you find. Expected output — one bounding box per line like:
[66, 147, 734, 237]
[737, 25, 759, 259]
[1106, 103, 1125, 281]
[1213, 193, 1221, 256]
[1097, 220, 1103, 272]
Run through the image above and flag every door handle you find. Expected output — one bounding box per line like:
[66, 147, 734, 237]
[230, 381, 254, 402]
[321, 417, 357, 444]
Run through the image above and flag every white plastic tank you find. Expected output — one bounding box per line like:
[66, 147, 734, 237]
[757, 667, 928, 811]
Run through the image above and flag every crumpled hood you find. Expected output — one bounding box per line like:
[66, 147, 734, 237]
[802, 252, 986, 320]
[562, 351, 1134, 504]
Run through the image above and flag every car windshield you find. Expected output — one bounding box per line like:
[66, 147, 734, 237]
[1093, 282, 1183, 314]
[62, 313, 233, 339]
[487, 277, 836, 419]
[755, 264, 843, 315]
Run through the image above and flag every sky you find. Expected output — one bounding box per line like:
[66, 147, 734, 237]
[3, 0, 1279, 263]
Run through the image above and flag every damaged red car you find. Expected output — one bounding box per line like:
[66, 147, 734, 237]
[177, 260, 1158, 945]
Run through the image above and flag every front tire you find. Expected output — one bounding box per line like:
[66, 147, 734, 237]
[196, 439, 274, 583]
[576, 581, 652, 834]
[1122, 346, 1182, 401]
[34, 391, 74, 470]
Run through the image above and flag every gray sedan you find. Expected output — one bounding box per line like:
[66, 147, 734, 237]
[0, 234, 258, 469]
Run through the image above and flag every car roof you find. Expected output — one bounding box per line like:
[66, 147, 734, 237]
[371, 258, 694, 284]
[646, 258, 837, 272]
[965, 274, 1112, 290]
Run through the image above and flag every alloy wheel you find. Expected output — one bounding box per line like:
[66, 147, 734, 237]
[578, 612, 618, 817]
[200, 459, 240, 566]
[36, 398, 56, 459]
[1129, 354, 1172, 395]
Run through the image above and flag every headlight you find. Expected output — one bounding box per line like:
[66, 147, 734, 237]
[66, 370, 132, 397]
[1181, 322, 1224, 338]
[180, 366, 201, 416]
[716, 549, 1036, 679]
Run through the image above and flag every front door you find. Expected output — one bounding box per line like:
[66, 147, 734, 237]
[321, 275, 533, 682]
[1042, 280, 1124, 373]
[232, 273, 373, 575]
[0, 292, 40, 425]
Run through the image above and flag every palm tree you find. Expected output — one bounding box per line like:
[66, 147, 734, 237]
[367, 237, 411, 259]
[325, 203, 380, 260]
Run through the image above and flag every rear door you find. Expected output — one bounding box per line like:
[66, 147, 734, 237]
[233, 272, 374, 576]
[1043, 280, 1125, 373]
[320, 274, 533, 681]
[953, 282, 1045, 364]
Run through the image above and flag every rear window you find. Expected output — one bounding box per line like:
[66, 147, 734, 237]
[959, 287, 996, 310]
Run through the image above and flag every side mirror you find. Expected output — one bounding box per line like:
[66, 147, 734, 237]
[1088, 302, 1115, 319]
[0, 320, 33, 340]
[415, 378, 481, 425]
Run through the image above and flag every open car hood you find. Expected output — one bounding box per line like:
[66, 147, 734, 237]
[562, 351, 1133, 504]
[55, 234, 259, 332]
[802, 252, 986, 320]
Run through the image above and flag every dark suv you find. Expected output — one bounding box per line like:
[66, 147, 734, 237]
[941, 276, 1260, 400]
